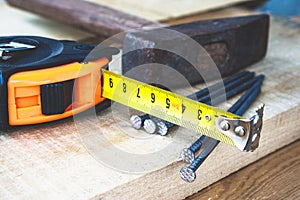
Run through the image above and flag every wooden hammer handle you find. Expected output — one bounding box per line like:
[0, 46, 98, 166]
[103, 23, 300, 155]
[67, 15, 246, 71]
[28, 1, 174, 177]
[6, 0, 162, 37]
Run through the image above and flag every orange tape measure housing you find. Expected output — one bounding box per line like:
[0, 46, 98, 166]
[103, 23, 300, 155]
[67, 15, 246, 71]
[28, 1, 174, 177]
[7, 58, 108, 125]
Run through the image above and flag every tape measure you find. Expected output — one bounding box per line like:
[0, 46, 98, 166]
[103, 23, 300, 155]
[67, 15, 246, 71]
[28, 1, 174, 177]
[102, 69, 244, 147]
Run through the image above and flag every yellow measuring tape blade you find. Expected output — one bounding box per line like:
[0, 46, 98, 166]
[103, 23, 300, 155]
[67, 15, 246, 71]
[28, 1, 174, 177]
[102, 69, 242, 146]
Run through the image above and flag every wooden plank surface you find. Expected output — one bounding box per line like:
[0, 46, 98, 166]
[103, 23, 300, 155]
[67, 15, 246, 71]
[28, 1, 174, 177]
[6, 0, 163, 37]
[1, 2, 300, 200]
[6, 0, 250, 37]
[188, 140, 300, 199]
[87, 0, 248, 21]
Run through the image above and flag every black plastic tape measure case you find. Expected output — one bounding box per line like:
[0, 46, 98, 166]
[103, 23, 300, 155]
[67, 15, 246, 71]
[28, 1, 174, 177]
[0, 36, 118, 129]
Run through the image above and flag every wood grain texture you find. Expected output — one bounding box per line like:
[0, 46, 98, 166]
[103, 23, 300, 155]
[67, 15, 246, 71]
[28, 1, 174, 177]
[164, 7, 258, 25]
[6, 0, 162, 37]
[87, 0, 248, 21]
[188, 140, 300, 200]
[0, 3, 300, 199]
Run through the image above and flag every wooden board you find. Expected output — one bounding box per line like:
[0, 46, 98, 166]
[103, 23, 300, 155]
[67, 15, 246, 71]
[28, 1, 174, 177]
[0, 18, 299, 200]
[6, 0, 163, 38]
[4, 0, 297, 44]
[87, 0, 248, 21]
[188, 140, 300, 199]
[1, 2, 300, 199]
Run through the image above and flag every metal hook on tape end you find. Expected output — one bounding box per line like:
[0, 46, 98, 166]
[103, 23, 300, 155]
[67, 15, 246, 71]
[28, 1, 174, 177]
[215, 104, 264, 152]
[245, 103, 264, 152]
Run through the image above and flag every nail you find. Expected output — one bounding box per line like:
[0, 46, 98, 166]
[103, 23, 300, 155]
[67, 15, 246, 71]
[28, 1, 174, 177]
[180, 138, 219, 183]
[129, 114, 150, 129]
[143, 118, 173, 135]
[228, 76, 264, 114]
[197, 72, 255, 103]
[180, 74, 265, 183]
[180, 135, 206, 164]
[188, 71, 251, 99]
